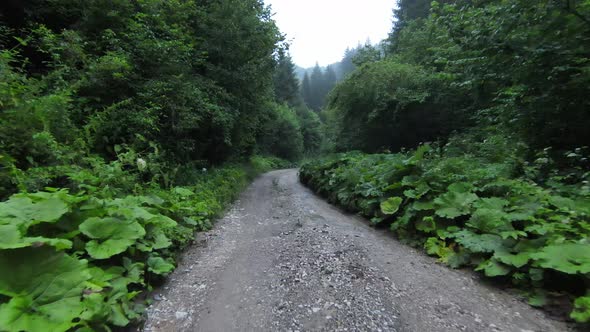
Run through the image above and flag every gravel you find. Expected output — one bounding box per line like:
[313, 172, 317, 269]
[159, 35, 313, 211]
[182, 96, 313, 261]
[141, 169, 571, 332]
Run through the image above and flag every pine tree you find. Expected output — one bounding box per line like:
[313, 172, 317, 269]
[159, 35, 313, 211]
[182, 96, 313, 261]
[301, 72, 312, 108]
[273, 49, 300, 106]
[339, 47, 356, 79]
[309, 63, 324, 111]
[324, 65, 337, 89]
[322, 65, 337, 104]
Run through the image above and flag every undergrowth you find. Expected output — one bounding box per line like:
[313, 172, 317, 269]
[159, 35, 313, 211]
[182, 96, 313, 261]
[0, 151, 285, 331]
[300, 132, 590, 323]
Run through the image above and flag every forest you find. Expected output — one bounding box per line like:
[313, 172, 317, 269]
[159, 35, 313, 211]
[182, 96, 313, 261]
[0, 0, 589, 331]
[0, 0, 317, 330]
[302, 0, 590, 325]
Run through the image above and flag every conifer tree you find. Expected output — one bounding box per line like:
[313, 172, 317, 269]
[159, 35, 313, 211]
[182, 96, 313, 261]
[340, 47, 357, 79]
[301, 72, 312, 108]
[324, 65, 337, 89]
[309, 63, 324, 111]
[322, 65, 337, 104]
[273, 49, 300, 106]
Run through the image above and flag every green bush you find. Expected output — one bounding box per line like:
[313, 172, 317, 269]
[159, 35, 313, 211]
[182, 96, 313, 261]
[294, 105, 323, 155]
[258, 103, 304, 161]
[0, 153, 287, 331]
[325, 58, 467, 153]
[300, 134, 590, 323]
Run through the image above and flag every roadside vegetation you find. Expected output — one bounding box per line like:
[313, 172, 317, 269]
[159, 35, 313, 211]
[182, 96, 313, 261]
[0, 1, 305, 330]
[1, 0, 589, 330]
[301, 0, 590, 324]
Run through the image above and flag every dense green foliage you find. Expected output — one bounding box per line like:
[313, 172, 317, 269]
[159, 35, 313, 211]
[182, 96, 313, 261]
[273, 49, 300, 107]
[266, 52, 324, 159]
[326, 0, 590, 153]
[301, 133, 590, 322]
[302, 0, 590, 324]
[258, 103, 304, 161]
[0, 154, 284, 331]
[1, 0, 285, 165]
[2, 0, 589, 328]
[300, 64, 337, 112]
[0, 0, 300, 330]
[325, 60, 465, 152]
[299, 44, 379, 112]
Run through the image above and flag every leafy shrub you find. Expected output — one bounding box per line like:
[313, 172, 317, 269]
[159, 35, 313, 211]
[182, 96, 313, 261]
[258, 103, 304, 161]
[294, 105, 323, 155]
[0, 189, 174, 330]
[300, 135, 590, 323]
[0, 50, 76, 170]
[325, 58, 467, 153]
[0, 154, 285, 330]
[0, 1, 294, 330]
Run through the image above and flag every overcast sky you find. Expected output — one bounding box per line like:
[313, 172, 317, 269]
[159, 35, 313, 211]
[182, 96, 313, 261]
[264, 0, 395, 68]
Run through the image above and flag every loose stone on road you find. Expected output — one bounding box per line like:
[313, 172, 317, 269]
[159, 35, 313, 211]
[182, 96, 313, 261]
[143, 169, 570, 332]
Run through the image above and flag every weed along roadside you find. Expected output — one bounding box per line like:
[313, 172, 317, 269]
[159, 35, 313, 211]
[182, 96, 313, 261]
[299, 146, 590, 325]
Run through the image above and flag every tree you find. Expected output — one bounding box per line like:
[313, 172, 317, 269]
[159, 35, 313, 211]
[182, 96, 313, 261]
[322, 65, 337, 104]
[353, 43, 383, 66]
[301, 72, 312, 108]
[273, 49, 300, 106]
[299, 63, 339, 112]
[295, 105, 323, 154]
[0, 0, 284, 165]
[327, 59, 463, 152]
[339, 47, 357, 79]
[258, 103, 304, 161]
[308, 63, 324, 111]
[388, 0, 454, 53]
[324, 66, 337, 90]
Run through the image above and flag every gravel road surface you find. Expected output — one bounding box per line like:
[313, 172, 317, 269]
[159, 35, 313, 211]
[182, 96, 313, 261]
[142, 169, 570, 332]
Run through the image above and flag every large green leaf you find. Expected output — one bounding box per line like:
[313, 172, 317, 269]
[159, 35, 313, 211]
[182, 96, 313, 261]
[0, 224, 72, 250]
[453, 230, 504, 253]
[79, 217, 145, 259]
[473, 197, 509, 210]
[416, 216, 436, 232]
[403, 182, 430, 199]
[424, 237, 452, 257]
[0, 195, 69, 228]
[476, 259, 512, 277]
[530, 243, 590, 274]
[143, 214, 177, 228]
[466, 208, 512, 234]
[173, 187, 195, 197]
[81, 265, 145, 327]
[434, 184, 478, 219]
[403, 144, 431, 165]
[412, 200, 434, 211]
[147, 256, 175, 275]
[0, 248, 90, 331]
[137, 227, 172, 252]
[493, 250, 531, 268]
[380, 197, 403, 215]
[424, 237, 469, 268]
[571, 296, 590, 323]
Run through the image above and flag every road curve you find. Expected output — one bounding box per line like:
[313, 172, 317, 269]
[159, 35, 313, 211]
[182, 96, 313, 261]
[143, 169, 570, 332]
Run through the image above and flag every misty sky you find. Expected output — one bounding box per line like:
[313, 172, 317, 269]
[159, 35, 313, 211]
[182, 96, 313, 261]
[265, 0, 395, 68]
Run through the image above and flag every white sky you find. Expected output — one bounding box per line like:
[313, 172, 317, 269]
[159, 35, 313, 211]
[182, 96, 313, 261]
[264, 0, 395, 68]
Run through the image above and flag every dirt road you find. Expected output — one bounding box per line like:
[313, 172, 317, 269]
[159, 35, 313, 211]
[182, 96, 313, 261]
[143, 169, 570, 332]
